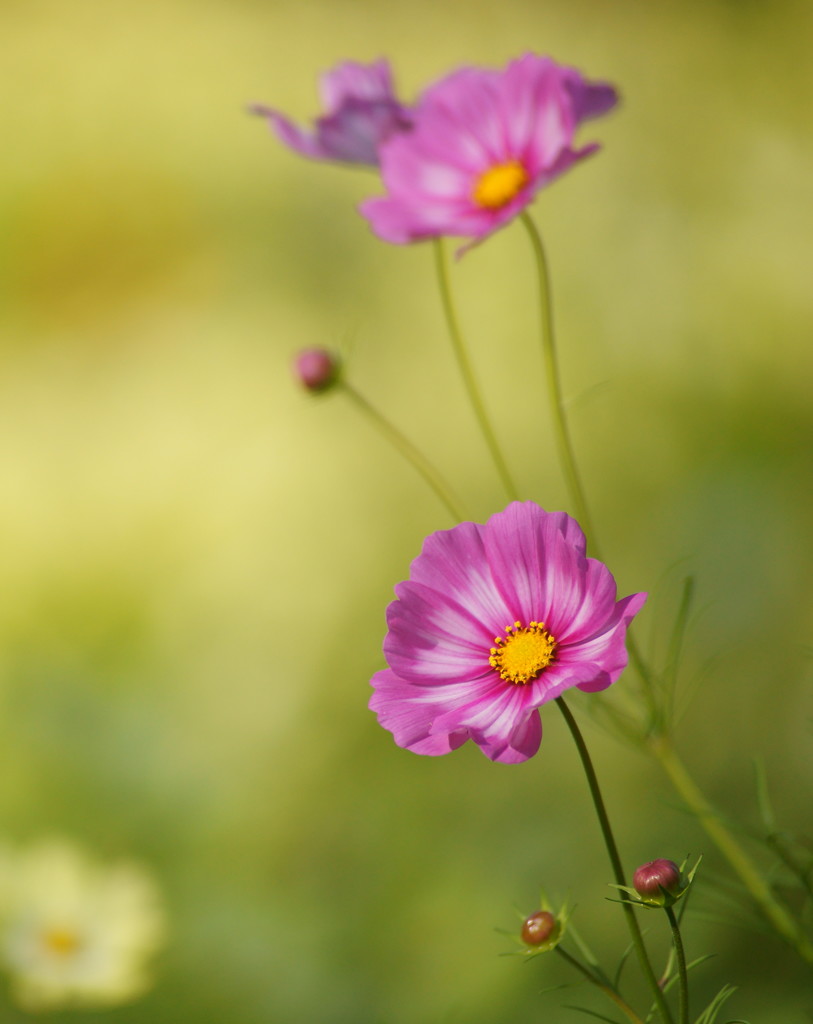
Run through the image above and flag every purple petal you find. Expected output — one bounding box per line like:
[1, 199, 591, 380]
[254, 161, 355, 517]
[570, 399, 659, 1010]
[564, 76, 619, 124]
[358, 53, 617, 248]
[316, 100, 409, 165]
[320, 59, 398, 112]
[250, 105, 329, 161]
[252, 59, 411, 167]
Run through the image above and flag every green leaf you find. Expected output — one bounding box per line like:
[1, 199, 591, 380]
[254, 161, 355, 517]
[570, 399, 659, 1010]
[662, 575, 696, 722]
[753, 756, 776, 834]
[693, 983, 737, 1024]
[562, 1004, 624, 1024]
[685, 953, 717, 974]
[536, 982, 572, 996]
[567, 922, 615, 989]
[612, 941, 635, 990]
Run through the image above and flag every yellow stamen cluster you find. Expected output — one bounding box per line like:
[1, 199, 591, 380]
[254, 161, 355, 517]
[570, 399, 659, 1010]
[489, 620, 557, 684]
[472, 160, 530, 209]
[42, 926, 83, 957]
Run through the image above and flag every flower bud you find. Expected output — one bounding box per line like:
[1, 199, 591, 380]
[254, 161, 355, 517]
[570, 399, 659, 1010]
[633, 859, 682, 905]
[292, 348, 340, 393]
[520, 910, 557, 947]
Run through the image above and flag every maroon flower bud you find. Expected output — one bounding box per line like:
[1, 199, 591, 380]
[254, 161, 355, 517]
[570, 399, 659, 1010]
[520, 910, 557, 946]
[292, 348, 340, 393]
[633, 859, 682, 903]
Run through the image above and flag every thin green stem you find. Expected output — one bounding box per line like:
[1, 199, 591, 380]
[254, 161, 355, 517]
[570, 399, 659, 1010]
[650, 734, 813, 966]
[519, 205, 813, 969]
[664, 906, 688, 1024]
[520, 212, 596, 548]
[628, 635, 660, 731]
[432, 239, 519, 502]
[520, 213, 663, 727]
[339, 380, 468, 523]
[555, 697, 674, 1024]
[555, 946, 645, 1024]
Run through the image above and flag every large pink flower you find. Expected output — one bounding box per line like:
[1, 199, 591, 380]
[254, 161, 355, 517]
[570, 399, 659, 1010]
[370, 503, 645, 764]
[360, 54, 618, 246]
[250, 59, 411, 167]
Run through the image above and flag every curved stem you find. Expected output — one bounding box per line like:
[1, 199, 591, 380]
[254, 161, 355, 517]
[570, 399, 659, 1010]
[664, 906, 688, 1024]
[520, 212, 596, 549]
[519, 210, 813, 968]
[555, 697, 674, 1024]
[339, 380, 468, 523]
[432, 239, 519, 502]
[650, 734, 813, 965]
[521, 213, 663, 728]
[556, 946, 645, 1024]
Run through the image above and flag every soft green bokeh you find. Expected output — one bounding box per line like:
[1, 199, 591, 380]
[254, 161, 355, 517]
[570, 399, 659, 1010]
[1, 0, 812, 1020]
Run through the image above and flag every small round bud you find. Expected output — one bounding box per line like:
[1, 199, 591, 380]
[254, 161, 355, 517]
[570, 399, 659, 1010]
[633, 859, 682, 902]
[292, 348, 340, 393]
[520, 910, 557, 946]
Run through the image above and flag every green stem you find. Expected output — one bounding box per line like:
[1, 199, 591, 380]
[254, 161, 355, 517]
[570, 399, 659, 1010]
[650, 735, 813, 966]
[520, 203, 813, 969]
[627, 634, 660, 731]
[555, 697, 674, 1024]
[432, 239, 519, 502]
[339, 380, 468, 523]
[520, 212, 596, 548]
[664, 906, 688, 1024]
[556, 946, 645, 1024]
[520, 213, 664, 728]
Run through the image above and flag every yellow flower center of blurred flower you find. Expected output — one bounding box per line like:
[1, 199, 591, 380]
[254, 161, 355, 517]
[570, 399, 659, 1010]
[489, 621, 557, 684]
[41, 926, 83, 958]
[472, 161, 529, 209]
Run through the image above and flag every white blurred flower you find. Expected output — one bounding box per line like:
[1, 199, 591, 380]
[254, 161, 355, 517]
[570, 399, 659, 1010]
[0, 839, 166, 1011]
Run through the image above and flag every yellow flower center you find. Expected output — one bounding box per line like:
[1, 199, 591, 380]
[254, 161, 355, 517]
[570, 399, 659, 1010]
[472, 160, 529, 209]
[489, 621, 557, 684]
[41, 926, 82, 958]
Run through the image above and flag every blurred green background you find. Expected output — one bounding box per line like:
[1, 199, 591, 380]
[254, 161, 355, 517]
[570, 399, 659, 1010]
[2, 0, 813, 1019]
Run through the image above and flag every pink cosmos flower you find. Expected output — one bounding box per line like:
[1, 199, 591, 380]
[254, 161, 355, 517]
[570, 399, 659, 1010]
[360, 54, 618, 247]
[369, 502, 645, 764]
[250, 59, 411, 166]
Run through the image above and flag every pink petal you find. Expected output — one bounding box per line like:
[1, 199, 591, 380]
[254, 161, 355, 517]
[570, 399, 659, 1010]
[384, 580, 494, 685]
[358, 54, 617, 248]
[483, 502, 588, 628]
[478, 709, 542, 763]
[370, 670, 470, 755]
[553, 556, 618, 644]
[369, 501, 645, 763]
[409, 520, 513, 629]
[431, 677, 536, 745]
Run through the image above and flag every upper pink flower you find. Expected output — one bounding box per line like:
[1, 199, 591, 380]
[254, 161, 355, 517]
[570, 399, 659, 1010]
[370, 502, 645, 764]
[250, 59, 412, 166]
[360, 54, 618, 247]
